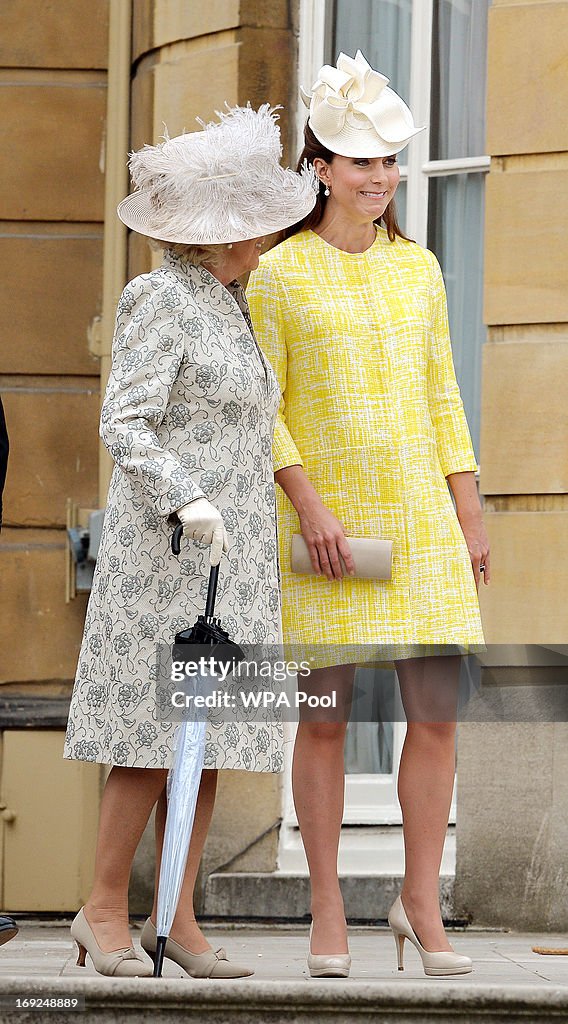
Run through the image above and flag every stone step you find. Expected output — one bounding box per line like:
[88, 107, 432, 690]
[1, 976, 567, 1024]
[203, 872, 457, 922]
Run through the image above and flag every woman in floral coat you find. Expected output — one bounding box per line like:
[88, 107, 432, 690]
[63, 105, 315, 978]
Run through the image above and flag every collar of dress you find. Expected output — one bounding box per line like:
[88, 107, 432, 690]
[161, 250, 268, 378]
[162, 249, 242, 301]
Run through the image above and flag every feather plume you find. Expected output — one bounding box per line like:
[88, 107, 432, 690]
[122, 104, 317, 244]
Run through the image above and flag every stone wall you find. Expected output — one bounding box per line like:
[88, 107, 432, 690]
[455, 0, 568, 930]
[0, 0, 108, 909]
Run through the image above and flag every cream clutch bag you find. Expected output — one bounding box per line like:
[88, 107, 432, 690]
[290, 534, 393, 580]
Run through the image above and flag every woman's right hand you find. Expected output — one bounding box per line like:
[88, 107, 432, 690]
[275, 464, 355, 581]
[298, 499, 355, 581]
[177, 498, 229, 566]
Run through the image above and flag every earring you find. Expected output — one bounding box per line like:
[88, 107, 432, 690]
[324, 186, 330, 197]
[227, 242, 233, 249]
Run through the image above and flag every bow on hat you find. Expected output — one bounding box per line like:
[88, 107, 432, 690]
[301, 49, 417, 146]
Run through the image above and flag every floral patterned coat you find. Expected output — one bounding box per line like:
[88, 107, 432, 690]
[64, 251, 283, 771]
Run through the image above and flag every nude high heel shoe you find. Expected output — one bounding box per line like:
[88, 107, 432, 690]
[140, 918, 254, 978]
[387, 896, 472, 977]
[307, 923, 351, 979]
[70, 908, 152, 977]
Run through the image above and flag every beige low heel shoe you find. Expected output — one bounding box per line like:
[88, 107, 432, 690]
[307, 923, 351, 979]
[387, 896, 472, 977]
[140, 918, 254, 979]
[70, 908, 152, 978]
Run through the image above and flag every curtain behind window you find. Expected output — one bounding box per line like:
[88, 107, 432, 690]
[428, 0, 489, 453]
[430, 0, 488, 160]
[332, 0, 412, 103]
[428, 174, 485, 453]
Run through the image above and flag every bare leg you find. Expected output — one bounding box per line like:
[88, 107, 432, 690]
[151, 768, 218, 953]
[84, 766, 167, 952]
[395, 655, 461, 952]
[292, 665, 355, 954]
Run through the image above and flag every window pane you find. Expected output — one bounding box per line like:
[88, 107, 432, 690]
[344, 721, 394, 774]
[430, 0, 489, 160]
[332, 0, 412, 104]
[427, 172, 485, 454]
[344, 669, 396, 775]
[393, 178, 407, 234]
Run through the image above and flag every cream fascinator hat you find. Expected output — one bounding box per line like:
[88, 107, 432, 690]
[117, 104, 317, 244]
[301, 50, 424, 158]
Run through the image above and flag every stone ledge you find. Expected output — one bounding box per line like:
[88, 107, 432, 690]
[0, 695, 71, 730]
[203, 874, 456, 923]
[0, 976, 566, 1024]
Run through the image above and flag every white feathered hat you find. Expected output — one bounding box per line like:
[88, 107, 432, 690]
[117, 104, 317, 244]
[301, 50, 424, 158]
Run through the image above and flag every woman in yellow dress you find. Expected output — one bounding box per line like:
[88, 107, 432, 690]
[247, 51, 490, 979]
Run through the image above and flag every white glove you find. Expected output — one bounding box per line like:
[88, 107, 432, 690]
[177, 498, 229, 567]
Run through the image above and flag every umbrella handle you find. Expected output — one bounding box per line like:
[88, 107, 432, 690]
[171, 523, 184, 556]
[205, 564, 219, 618]
[171, 524, 219, 618]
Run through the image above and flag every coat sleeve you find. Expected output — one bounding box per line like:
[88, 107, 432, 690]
[100, 277, 205, 516]
[247, 261, 304, 473]
[427, 255, 478, 477]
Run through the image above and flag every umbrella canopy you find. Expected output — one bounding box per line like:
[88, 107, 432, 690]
[153, 526, 244, 977]
[154, 717, 207, 975]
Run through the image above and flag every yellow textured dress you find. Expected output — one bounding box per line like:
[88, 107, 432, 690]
[247, 227, 484, 656]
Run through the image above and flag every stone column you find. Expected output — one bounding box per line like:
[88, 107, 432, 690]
[455, 0, 568, 930]
[0, 0, 108, 909]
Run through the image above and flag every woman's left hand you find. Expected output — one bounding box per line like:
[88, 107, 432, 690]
[458, 511, 490, 589]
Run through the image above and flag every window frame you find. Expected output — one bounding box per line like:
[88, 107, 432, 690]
[296, 0, 490, 249]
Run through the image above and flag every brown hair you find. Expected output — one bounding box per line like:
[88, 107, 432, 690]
[284, 123, 412, 243]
